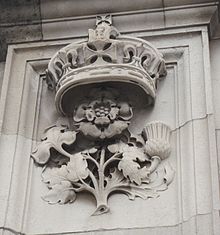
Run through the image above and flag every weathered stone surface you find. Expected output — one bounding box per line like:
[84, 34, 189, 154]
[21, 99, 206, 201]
[40, 0, 216, 20]
[0, 0, 40, 24]
[0, 0, 219, 61]
[0, 0, 42, 62]
[0, 1, 220, 235]
[30, 17, 174, 216]
[0, 24, 42, 61]
[0, 62, 5, 96]
[210, 39, 220, 129]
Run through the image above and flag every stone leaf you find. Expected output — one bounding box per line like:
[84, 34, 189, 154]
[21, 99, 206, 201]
[42, 180, 76, 204]
[105, 168, 127, 188]
[43, 153, 89, 184]
[107, 143, 121, 153]
[31, 125, 77, 165]
[148, 161, 175, 191]
[50, 154, 69, 167]
[128, 132, 145, 148]
[107, 141, 127, 153]
[66, 153, 89, 182]
[107, 134, 145, 153]
[42, 165, 68, 187]
[163, 162, 175, 185]
[42, 167, 76, 204]
[118, 146, 150, 185]
[127, 184, 158, 200]
[105, 168, 157, 200]
[88, 147, 98, 154]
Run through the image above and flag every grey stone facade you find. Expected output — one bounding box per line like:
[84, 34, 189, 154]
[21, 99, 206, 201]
[0, 1, 220, 234]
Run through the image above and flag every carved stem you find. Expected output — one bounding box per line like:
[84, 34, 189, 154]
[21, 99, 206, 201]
[88, 171, 99, 191]
[84, 154, 99, 168]
[103, 152, 122, 171]
[148, 156, 161, 173]
[92, 195, 109, 215]
[99, 148, 105, 191]
[78, 177, 95, 194]
[92, 148, 110, 215]
[93, 150, 124, 215]
[57, 148, 75, 160]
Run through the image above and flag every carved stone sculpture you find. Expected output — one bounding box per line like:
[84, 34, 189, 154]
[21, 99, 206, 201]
[31, 15, 174, 215]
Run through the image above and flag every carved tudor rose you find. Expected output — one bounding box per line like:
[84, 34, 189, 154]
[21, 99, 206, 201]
[31, 15, 174, 215]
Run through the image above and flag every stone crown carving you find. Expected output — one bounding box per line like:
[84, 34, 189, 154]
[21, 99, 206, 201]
[46, 14, 166, 115]
[31, 15, 174, 216]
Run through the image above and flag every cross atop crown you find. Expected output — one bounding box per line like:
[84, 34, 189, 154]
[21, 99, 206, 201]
[88, 15, 119, 41]
[96, 14, 112, 26]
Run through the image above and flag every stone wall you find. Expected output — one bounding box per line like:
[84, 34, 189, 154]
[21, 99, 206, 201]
[0, 1, 220, 235]
[210, 38, 220, 181]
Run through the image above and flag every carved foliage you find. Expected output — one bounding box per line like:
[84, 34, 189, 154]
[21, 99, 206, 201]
[32, 107, 174, 215]
[32, 125, 77, 164]
[32, 16, 172, 216]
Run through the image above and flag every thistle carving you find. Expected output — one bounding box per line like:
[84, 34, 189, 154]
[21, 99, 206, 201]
[31, 15, 174, 215]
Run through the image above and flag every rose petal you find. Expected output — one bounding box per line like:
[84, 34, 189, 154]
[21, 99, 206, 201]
[73, 104, 87, 122]
[108, 107, 119, 120]
[85, 109, 96, 121]
[78, 122, 101, 138]
[104, 120, 129, 138]
[94, 116, 110, 125]
[118, 102, 133, 121]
